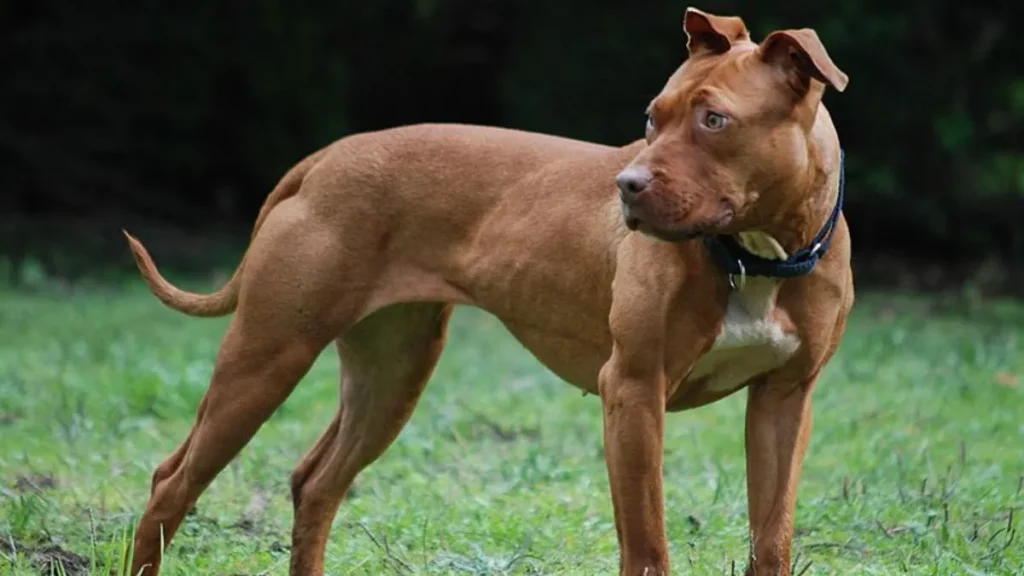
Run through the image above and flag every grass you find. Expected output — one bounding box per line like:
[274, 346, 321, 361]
[0, 278, 1022, 575]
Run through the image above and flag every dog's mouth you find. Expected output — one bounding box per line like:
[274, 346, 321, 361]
[624, 211, 734, 243]
[636, 223, 706, 243]
[624, 211, 703, 242]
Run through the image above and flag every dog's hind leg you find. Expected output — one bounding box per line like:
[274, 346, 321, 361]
[289, 302, 453, 575]
[129, 201, 372, 576]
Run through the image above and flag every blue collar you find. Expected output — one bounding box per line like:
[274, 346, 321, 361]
[703, 150, 845, 290]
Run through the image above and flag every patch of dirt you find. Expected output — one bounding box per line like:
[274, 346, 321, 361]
[6, 537, 89, 575]
[13, 473, 57, 493]
[30, 544, 90, 575]
[469, 413, 541, 443]
[995, 372, 1019, 388]
[0, 411, 21, 426]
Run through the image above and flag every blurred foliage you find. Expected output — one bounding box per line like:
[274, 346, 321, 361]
[2, 0, 1022, 261]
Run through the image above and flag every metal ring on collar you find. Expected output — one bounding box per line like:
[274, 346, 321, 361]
[728, 259, 746, 291]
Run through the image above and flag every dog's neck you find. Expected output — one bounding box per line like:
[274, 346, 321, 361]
[748, 145, 842, 261]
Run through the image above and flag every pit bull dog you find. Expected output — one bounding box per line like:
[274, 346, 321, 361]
[123, 7, 851, 575]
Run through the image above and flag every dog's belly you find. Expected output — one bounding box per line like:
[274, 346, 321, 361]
[500, 320, 610, 394]
[667, 279, 801, 411]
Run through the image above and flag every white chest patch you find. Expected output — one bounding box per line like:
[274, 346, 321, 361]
[687, 233, 802, 393]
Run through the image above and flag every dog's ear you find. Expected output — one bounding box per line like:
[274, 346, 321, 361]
[684, 7, 749, 57]
[758, 29, 849, 94]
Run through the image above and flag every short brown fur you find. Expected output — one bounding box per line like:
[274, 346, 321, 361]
[123, 8, 852, 575]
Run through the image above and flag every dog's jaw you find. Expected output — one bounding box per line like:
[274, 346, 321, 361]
[622, 203, 735, 244]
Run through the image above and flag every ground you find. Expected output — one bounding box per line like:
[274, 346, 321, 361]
[0, 278, 1021, 575]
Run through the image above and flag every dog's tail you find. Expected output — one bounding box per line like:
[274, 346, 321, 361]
[123, 148, 328, 318]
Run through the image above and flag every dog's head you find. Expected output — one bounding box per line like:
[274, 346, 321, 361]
[617, 7, 848, 242]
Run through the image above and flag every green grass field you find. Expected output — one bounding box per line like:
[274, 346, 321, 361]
[1, 279, 1022, 575]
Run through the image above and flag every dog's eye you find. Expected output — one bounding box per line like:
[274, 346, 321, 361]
[645, 113, 655, 135]
[701, 110, 729, 131]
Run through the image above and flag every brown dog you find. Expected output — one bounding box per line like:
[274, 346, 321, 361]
[122, 7, 851, 576]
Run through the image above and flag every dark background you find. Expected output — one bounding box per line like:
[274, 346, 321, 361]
[2, 0, 1022, 295]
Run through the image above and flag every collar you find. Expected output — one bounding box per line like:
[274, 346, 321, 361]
[703, 149, 846, 290]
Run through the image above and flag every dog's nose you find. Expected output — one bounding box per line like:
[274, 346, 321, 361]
[616, 166, 652, 200]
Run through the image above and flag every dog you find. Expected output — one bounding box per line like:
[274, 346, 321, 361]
[122, 7, 851, 575]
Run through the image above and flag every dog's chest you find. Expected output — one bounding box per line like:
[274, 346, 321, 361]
[686, 276, 801, 393]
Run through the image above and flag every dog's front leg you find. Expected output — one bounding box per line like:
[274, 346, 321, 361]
[743, 374, 818, 576]
[599, 353, 669, 576]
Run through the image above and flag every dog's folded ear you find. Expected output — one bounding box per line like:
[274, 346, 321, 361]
[684, 7, 749, 57]
[758, 29, 849, 94]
